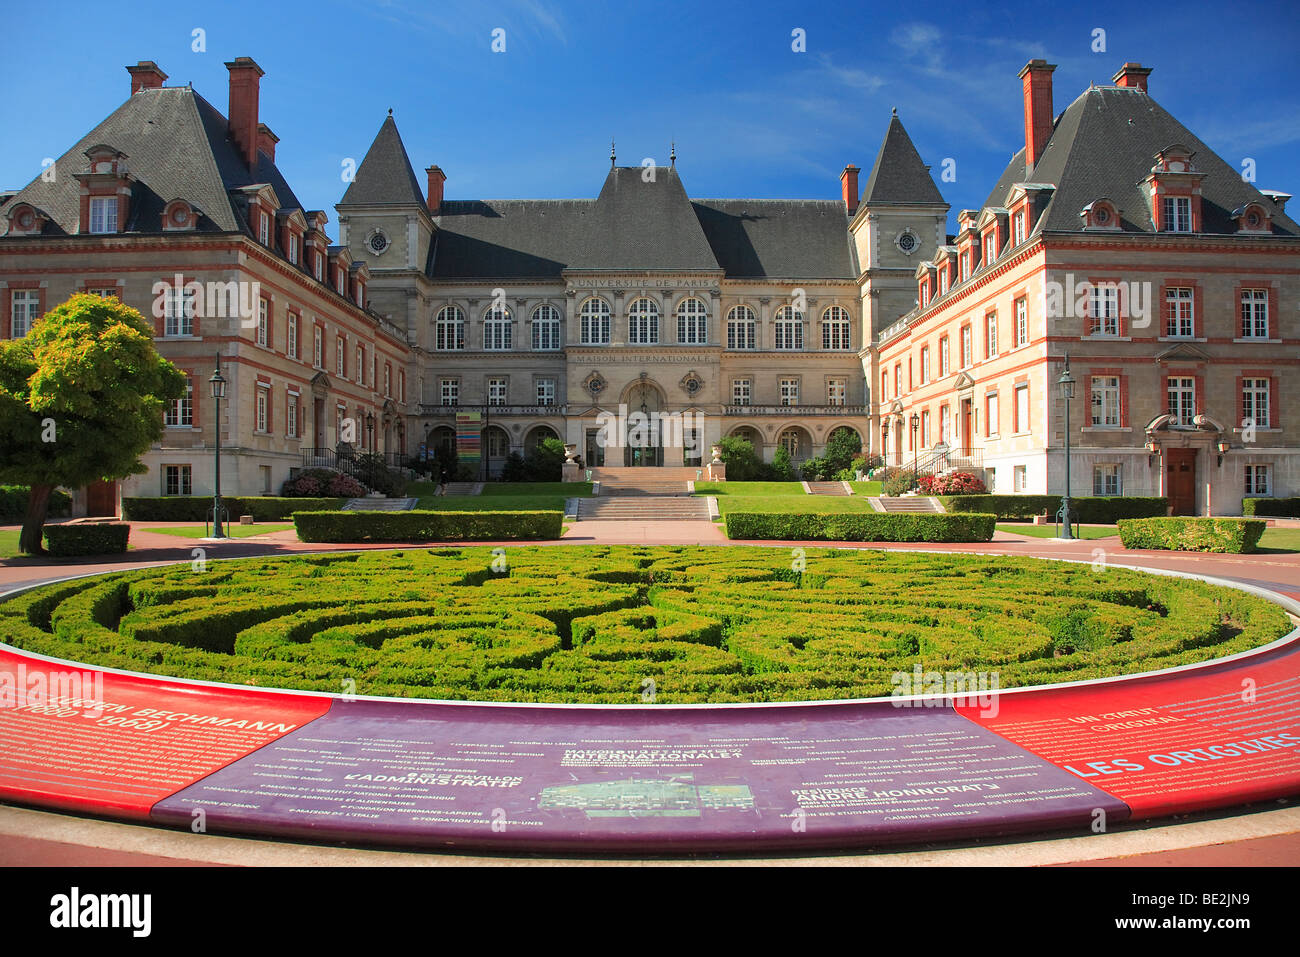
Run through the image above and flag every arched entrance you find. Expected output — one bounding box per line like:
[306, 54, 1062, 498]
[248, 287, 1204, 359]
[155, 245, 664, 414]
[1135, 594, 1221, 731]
[525, 425, 559, 454]
[621, 377, 665, 467]
[777, 426, 812, 463]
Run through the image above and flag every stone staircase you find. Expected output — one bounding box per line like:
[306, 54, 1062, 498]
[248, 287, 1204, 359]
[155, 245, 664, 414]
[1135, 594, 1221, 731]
[576, 497, 711, 521]
[588, 467, 695, 497]
[876, 496, 943, 514]
[342, 497, 418, 511]
[806, 482, 851, 496]
[443, 482, 482, 496]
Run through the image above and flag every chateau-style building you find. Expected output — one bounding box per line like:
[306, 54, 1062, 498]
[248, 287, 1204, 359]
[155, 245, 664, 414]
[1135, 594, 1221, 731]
[2, 54, 1295, 515]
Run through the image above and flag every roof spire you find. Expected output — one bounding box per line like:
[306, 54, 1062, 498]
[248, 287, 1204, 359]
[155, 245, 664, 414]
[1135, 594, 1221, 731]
[388, 107, 393, 116]
[610, 137, 616, 168]
[670, 140, 676, 167]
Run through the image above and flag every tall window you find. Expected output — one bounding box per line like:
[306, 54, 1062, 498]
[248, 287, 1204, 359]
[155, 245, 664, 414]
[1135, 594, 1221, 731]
[779, 378, 799, 406]
[1240, 289, 1269, 338]
[1093, 464, 1122, 496]
[1166, 287, 1194, 338]
[1091, 376, 1120, 427]
[287, 394, 298, 438]
[532, 304, 562, 350]
[1012, 209, 1026, 246]
[313, 326, 323, 368]
[164, 465, 192, 496]
[893, 362, 902, 397]
[336, 336, 346, 377]
[440, 378, 459, 406]
[921, 410, 931, 447]
[88, 197, 117, 234]
[356, 345, 365, 385]
[827, 378, 846, 406]
[940, 405, 952, 444]
[939, 337, 950, 376]
[257, 298, 269, 347]
[1089, 284, 1120, 336]
[255, 388, 268, 433]
[985, 393, 999, 436]
[920, 346, 930, 383]
[676, 297, 708, 344]
[960, 324, 972, 368]
[1014, 298, 1028, 347]
[9, 290, 39, 338]
[774, 306, 803, 350]
[287, 313, 299, 359]
[1014, 384, 1030, 433]
[487, 377, 507, 407]
[436, 306, 465, 351]
[288, 234, 299, 265]
[1162, 196, 1192, 232]
[984, 313, 997, 358]
[727, 305, 756, 350]
[1168, 377, 1195, 426]
[882, 369, 889, 400]
[165, 376, 193, 427]
[313, 254, 324, 281]
[399, 371, 406, 404]
[483, 305, 512, 350]
[580, 298, 611, 344]
[164, 287, 196, 337]
[1243, 378, 1270, 428]
[983, 232, 996, 264]
[627, 298, 659, 344]
[536, 378, 556, 406]
[822, 306, 851, 350]
[384, 363, 392, 398]
[732, 378, 751, 406]
[1245, 464, 1271, 496]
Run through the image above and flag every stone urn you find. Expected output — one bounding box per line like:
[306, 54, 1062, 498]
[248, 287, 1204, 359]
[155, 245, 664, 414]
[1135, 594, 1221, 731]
[709, 445, 723, 466]
[563, 443, 578, 464]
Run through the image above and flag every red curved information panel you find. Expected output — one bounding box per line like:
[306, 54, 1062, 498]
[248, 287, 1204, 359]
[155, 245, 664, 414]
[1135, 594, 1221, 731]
[1, 635, 1297, 850]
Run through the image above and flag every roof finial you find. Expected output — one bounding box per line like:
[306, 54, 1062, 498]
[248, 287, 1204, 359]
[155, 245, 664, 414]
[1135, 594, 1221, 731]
[670, 140, 676, 167]
[610, 137, 616, 168]
[891, 106, 897, 116]
[388, 107, 393, 116]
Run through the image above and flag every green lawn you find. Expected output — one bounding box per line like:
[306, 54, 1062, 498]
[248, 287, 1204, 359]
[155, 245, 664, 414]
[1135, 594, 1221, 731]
[712, 496, 887, 516]
[693, 481, 808, 496]
[997, 524, 1119, 540]
[0, 529, 18, 559]
[849, 481, 883, 497]
[144, 523, 295, 539]
[481, 482, 592, 497]
[1258, 527, 1300, 553]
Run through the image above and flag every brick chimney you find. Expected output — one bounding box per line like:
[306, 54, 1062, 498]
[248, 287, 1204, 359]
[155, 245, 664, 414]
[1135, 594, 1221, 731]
[127, 60, 167, 95]
[225, 57, 265, 171]
[1018, 59, 1057, 172]
[840, 164, 861, 216]
[257, 123, 279, 163]
[1112, 62, 1152, 93]
[426, 165, 446, 215]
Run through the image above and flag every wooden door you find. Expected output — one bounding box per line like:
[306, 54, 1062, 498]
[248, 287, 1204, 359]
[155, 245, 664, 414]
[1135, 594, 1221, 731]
[1165, 448, 1197, 515]
[85, 480, 117, 517]
[961, 399, 973, 456]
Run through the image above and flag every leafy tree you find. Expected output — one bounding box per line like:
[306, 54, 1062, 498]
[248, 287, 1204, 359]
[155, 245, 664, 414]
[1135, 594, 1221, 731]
[717, 436, 762, 481]
[823, 427, 863, 475]
[523, 437, 565, 481]
[0, 294, 186, 553]
[770, 446, 796, 481]
[501, 451, 528, 482]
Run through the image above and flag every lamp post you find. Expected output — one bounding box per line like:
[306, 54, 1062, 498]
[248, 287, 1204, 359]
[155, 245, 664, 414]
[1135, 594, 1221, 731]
[910, 413, 920, 486]
[1058, 354, 1077, 540]
[365, 411, 376, 487]
[208, 356, 227, 539]
[881, 418, 890, 467]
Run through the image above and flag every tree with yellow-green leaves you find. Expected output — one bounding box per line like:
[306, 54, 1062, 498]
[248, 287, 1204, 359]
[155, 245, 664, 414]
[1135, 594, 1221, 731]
[0, 293, 186, 554]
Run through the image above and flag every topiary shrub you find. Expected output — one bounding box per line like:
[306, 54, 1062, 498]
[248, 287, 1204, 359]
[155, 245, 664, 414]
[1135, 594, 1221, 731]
[1117, 517, 1266, 553]
[1243, 497, 1300, 517]
[43, 523, 130, 556]
[725, 512, 996, 542]
[881, 472, 916, 497]
[1, 486, 73, 521]
[942, 495, 1167, 523]
[919, 471, 987, 495]
[292, 509, 563, 543]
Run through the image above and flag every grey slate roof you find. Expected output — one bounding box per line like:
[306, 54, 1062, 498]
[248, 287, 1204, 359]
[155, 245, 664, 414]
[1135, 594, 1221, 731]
[430, 199, 595, 279]
[578, 167, 720, 271]
[861, 114, 946, 206]
[339, 115, 427, 208]
[692, 200, 856, 279]
[2, 85, 303, 236]
[983, 85, 1300, 236]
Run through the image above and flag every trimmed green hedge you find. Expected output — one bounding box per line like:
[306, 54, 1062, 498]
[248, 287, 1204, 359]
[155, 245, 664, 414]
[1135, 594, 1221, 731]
[941, 495, 1167, 523]
[123, 496, 345, 522]
[292, 509, 563, 543]
[1117, 517, 1266, 553]
[1, 486, 72, 521]
[1243, 497, 1300, 517]
[43, 523, 130, 556]
[725, 512, 996, 542]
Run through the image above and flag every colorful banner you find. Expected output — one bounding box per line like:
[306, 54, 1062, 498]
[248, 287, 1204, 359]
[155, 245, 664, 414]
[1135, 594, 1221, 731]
[455, 411, 481, 464]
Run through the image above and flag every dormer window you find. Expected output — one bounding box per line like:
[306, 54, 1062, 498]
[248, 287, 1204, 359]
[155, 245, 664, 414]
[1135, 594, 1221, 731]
[6, 203, 46, 236]
[314, 254, 324, 281]
[355, 283, 364, 308]
[162, 199, 195, 231]
[1147, 146, 1204, 232]
[1012, 210, 1026, 245]
[983, 232, 996, 264]
[288, 234, 299, 264]
[1162, 196, 1192, 233]
[88, 197, 118, 234]
[336, 266, 345, 295]
[1233, 202, 1271, 234]
[259, 212, 270, 245]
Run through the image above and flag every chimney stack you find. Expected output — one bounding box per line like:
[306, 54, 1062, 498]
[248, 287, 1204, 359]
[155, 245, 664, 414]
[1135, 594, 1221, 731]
[257, 124, 279, 163]
[840, 164, 861, 216]
[225, 57, 265, 171]
[127, 60, 167, 95]
[1018, 59, 1057, 172]
[1112, 62, 1152, 93]
[426, 165, 446, 215]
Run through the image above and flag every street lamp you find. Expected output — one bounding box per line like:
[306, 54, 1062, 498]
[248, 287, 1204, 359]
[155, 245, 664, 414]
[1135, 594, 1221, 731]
[1058, 354, 1077, 540]
[909, 413, 920, 486]
[880, 418, 890, 467]
[208, 355, 227, 539]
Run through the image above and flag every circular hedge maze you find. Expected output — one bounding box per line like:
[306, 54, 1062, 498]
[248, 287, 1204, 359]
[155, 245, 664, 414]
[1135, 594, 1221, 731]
[2, 547, 1291, 703]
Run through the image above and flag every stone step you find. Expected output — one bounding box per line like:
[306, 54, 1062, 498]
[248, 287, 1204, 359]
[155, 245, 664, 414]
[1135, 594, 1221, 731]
[577, 499, 711, 521]
[342, 497, 418, 511]
[877, 496, 941, 513]
[807, 482, 849, 496]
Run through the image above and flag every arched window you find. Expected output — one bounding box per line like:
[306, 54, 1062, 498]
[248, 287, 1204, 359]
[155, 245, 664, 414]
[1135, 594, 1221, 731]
[774, 305, 803, 350]
[483, 304, 512, 350]
[532, 304, 562, 350]
[676, 297, 709, 344]
[435, 306, 465, 351]
[779, 427, 809, 461]
[821, 305, 851, 350]
[727, 305, 756, 350]
[628, 298, 659, 344]
[580, 297, 610, 344]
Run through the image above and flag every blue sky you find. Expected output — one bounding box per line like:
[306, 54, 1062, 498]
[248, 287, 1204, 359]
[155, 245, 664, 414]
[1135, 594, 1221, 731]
[3, 0, 1298, 232]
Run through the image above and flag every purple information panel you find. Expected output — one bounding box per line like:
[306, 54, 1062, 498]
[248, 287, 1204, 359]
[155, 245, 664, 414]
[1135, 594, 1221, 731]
[152, 700, 1126, 852]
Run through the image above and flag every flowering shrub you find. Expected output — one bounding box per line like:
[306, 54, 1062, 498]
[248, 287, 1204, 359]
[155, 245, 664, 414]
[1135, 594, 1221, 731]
[281, 469, 367, 498]
[283, 476, 321, 496]
[918, 472, 987, 495]
[326, 473, 367, 497]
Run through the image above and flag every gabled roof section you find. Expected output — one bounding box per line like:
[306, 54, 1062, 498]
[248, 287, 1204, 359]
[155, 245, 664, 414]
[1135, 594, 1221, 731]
[430, 200, 594, 279]
[339, 114, 427, 208]
[691, 200, 856, 279]
[983, 85, 1300, 236]
[578, 166, 720, 271]
[1, 85, 305, 236]
[861, 113, 946, 206]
